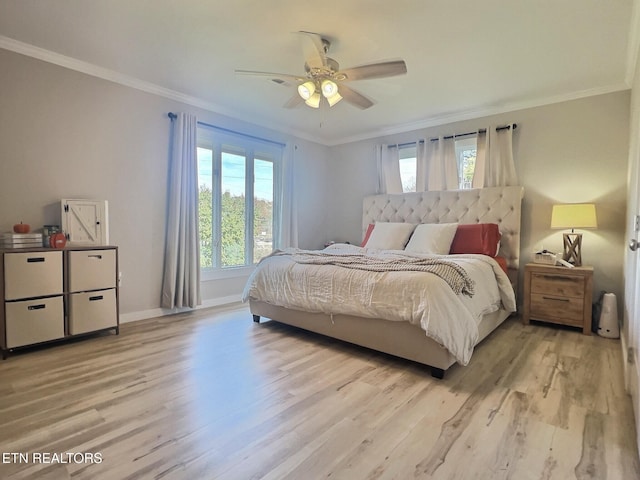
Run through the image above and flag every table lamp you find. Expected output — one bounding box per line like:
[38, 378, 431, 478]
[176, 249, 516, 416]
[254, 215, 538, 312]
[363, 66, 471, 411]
[550, 203, 597, 266]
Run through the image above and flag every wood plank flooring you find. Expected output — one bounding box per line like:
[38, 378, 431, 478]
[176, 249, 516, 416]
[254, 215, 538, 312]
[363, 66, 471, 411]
[0, 305, 638, 479]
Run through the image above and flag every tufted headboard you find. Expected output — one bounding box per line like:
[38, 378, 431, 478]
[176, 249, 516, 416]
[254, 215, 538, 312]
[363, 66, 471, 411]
[363, 186, 524, 272]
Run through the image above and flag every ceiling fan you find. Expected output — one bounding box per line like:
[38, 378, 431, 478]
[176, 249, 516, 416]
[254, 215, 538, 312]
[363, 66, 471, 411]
[235, 31, 407, 110]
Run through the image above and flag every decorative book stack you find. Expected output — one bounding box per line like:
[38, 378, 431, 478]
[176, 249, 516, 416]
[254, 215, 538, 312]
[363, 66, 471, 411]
[1, 233, 44, 249]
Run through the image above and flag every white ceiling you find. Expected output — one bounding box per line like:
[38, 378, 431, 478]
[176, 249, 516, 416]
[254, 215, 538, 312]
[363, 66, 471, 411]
[0, 1, 636, 145]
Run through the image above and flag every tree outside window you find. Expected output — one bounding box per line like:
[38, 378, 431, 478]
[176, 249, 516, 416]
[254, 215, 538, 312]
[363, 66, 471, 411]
[197, 129, 281, 271]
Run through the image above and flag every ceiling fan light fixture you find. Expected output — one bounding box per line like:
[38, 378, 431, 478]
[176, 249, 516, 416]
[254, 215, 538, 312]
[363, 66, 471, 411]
[326, 91, 342, 107]
[297, 80, 316, 100]
[237, 32, 407, 111]
[304, 92, 321, 108]
[321, 79, 338, 98]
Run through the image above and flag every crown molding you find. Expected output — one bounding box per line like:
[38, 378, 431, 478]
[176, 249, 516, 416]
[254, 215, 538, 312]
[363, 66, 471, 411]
[326, 83, 630, 146]
[0, 35, 223, 111]
[0, 35, 325, 145]
[0, 35, 631, 149]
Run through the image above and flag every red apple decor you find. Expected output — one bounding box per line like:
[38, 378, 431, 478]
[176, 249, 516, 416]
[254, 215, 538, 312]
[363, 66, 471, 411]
[13, 222, 30, 234]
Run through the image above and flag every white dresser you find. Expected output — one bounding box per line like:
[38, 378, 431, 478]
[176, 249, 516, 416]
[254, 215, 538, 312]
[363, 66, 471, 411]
[0, 246, 119, 358]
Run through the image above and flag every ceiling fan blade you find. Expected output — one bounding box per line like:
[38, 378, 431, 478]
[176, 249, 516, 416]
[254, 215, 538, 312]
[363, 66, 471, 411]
[235, 69, 305, 83]
[338, 84, 374, 110]
[296, 31, 327, 69]
[283, 93, 304, 109]
[337, 60, 407, 81]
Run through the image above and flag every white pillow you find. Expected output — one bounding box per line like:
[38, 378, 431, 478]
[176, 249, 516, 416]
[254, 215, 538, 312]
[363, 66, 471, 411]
[364, 222, 416, 250]
[405, 223, 459, 255]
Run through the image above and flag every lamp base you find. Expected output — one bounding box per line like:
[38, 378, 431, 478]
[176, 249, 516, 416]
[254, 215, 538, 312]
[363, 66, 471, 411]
[562, 233, 583, 266]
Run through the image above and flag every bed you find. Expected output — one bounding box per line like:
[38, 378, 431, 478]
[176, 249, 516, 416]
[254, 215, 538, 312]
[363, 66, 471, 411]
[243, 186, 524, 378]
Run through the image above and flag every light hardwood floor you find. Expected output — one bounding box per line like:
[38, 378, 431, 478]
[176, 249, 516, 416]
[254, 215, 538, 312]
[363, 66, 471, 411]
[0, 305, 638, 479]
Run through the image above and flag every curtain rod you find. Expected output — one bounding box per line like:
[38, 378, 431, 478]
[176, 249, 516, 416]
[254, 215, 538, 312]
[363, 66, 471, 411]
[390, 123, 517, 148]
[167, 112, 286, 148]
[431, 123, 517, 142]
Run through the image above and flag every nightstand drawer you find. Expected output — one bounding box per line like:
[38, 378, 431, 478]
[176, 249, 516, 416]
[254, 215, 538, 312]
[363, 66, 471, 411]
[530, 293, 584, 325]
[530, 273, 584, 298]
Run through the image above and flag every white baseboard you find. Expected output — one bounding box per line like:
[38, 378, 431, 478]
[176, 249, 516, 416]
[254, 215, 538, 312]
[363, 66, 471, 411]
[119, 295, 243, 324]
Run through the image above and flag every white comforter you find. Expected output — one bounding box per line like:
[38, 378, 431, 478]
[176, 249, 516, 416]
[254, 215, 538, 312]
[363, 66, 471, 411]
[242, 243, 516, 365]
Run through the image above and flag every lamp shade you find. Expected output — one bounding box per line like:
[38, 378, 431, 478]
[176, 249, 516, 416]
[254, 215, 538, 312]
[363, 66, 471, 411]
[325, 91, 342, 107]
[297, 81, 316, 100]
[304, 92, 321, 108]
[321, 79, 338, 98]
[550, 204, 598, 230]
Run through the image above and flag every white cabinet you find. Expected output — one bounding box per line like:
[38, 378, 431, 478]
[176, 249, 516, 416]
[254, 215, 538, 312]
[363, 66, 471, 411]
[1, 246, 119, 358]
[61, 199, 109, 245]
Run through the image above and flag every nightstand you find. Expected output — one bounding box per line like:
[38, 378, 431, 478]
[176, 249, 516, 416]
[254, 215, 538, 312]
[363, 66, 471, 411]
[522, 263, 593, 335]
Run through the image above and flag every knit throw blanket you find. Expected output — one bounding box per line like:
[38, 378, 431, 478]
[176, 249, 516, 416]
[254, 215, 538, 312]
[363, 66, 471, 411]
[273, 250, 475, 297]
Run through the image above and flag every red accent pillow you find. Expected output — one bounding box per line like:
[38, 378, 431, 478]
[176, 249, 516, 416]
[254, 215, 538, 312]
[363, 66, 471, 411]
[449, 223, 501, 256]
[493, 256, 508, 274]
[361, 223, 375, 247]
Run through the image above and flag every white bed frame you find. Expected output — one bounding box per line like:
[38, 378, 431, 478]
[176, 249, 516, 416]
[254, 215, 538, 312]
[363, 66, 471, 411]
[250, 186, 524, 378]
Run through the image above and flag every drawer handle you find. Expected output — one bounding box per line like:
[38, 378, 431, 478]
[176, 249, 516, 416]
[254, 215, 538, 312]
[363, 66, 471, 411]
[89, 295, 104, 301]
[542, 296, 570, 302]
[88, 255, 103, 260]
[28, 304, 46, 310]
[541, 275, 578, 282]
[27, 257, 45, 263]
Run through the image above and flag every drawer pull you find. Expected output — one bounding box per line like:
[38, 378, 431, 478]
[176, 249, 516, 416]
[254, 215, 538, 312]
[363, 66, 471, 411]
[88, 255, 103, 260]
[27, 304, 46, 310]
[542, 296, 570, 302]
[89, 295, 104, 301]
[27, 257, 45, 263]
[541, 275, 578, 282]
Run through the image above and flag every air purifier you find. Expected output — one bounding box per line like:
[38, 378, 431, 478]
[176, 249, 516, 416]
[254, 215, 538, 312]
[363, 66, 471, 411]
[597, 293, 620, 339]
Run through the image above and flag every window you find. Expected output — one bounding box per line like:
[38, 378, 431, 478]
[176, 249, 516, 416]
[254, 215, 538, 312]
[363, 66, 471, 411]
[399, 144, 417, 193]
[197, 126, 282, 273]
[454, 137, 477, 189]
[398, 138, 477, 191]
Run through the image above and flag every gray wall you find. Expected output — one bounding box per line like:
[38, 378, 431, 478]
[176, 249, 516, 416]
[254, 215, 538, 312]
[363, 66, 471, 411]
[326, 92, 630, 306]
[0, 49, 331, 319]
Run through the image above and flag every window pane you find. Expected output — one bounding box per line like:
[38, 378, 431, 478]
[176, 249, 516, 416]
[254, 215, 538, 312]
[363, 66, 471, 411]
[196, 125, 283, 274]
[221, 151, 246, 267]
[399, 157, 416, 192]
[197, 147, 213, 268]
[254, 159, 273, 263]
[455, 137, 477, 189]
[459, 149, 477, 189]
